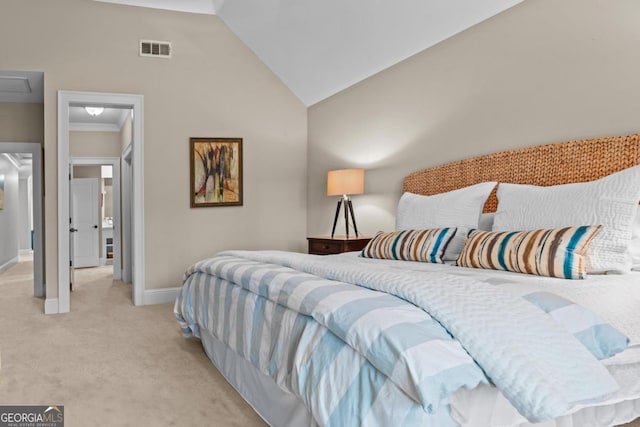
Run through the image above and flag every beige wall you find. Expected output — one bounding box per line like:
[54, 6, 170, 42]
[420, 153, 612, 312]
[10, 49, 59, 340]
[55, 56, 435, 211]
[0, 103, 44, 143]
[308, 0, 640, 237]
[1, 0, 307, 299]
[70, 131, 121, 158]
[72, 165, 101, 179]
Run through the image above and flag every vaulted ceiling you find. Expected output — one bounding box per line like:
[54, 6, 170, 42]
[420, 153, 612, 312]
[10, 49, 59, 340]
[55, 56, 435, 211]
[1, 2, 525, 106]
[104, 1, 522, 106]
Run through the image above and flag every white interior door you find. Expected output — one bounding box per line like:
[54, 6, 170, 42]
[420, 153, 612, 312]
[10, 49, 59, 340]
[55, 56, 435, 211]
[69, 165, 75, 291]
[71, 178, 100, 268]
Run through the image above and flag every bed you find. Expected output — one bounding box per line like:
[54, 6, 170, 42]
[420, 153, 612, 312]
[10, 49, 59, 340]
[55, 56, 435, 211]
[175, 133, 640, 427]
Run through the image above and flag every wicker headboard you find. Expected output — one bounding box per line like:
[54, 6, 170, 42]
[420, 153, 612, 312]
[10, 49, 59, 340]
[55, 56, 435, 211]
[403, 133, 640, 213]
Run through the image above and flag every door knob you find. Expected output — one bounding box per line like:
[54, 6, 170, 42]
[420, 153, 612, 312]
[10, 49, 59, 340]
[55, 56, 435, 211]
[70, 228, 78, 233]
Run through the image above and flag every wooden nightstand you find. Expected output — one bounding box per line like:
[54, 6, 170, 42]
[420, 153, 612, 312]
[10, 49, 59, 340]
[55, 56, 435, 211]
[307, 236, 372, 255]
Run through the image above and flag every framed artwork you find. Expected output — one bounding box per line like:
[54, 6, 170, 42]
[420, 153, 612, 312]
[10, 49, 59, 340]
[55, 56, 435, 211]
[0, 174, 4, 210]
[190, 137, 243, 207]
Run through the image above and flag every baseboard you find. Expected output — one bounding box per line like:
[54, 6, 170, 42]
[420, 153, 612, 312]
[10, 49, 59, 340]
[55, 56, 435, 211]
[19, 249, 33, 255]
[44, 298, 59, 314]
[143, 287, 181, 305]
[0, 256, 19, 273]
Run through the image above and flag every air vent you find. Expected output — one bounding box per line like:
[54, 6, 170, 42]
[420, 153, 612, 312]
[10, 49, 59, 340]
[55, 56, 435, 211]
[0, 76, 32, 93]
[139, 40, 171, 58]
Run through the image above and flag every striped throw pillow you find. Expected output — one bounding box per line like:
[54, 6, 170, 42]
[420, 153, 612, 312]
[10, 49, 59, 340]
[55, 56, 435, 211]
[361, 228, 456, 263]
[457, 226, 602, 279]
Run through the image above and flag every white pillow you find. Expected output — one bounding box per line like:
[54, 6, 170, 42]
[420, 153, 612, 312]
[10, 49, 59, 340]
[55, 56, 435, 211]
[493, 165, 640, 273]
[478, 213, 495, 231]
[396, 182, 496, 260]
[630, 210, 640, 271]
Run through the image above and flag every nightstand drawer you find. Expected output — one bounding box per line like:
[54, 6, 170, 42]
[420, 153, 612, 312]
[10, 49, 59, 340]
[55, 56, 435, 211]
[309, 240, 343, 255]
[307, 236, 372, 255]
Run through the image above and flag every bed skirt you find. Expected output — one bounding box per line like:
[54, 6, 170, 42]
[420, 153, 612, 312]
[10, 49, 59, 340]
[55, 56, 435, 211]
[200, 323, 640, 427]
[200, 328, 318, 427]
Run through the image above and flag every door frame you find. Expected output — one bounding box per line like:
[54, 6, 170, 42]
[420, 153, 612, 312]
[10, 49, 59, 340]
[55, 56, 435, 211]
[71, 157, 121, 278]
[57, 91, 144, 313]
[121, 144, 133, 284]
[0, 142, 44, 298]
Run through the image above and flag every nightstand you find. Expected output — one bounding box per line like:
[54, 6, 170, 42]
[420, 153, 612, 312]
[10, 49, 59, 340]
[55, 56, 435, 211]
[307, 236, 372, 255]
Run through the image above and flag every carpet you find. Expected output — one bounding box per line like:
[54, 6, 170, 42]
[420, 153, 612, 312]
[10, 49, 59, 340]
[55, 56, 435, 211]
[0, 256, 266, 426]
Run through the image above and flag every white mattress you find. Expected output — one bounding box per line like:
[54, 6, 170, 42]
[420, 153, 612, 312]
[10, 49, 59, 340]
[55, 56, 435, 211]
[196, 253, 640, 426]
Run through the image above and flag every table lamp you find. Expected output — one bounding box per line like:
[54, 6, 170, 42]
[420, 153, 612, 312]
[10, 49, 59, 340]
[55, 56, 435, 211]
[327, 168, 364, 238]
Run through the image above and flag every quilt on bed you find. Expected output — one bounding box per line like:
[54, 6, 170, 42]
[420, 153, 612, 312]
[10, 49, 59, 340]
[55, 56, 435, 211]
[174, 250, 620, 427]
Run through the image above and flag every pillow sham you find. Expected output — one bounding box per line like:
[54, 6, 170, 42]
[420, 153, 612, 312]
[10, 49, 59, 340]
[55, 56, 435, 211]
[396, 182, 496, 261]
[630, 209, 640, 271]
[457, 226, 602, 279]
[361, 228, 456, 263]
[523, 291, 629, 359]
[493, 164, 640, 273]
[478, 213, 495, 231]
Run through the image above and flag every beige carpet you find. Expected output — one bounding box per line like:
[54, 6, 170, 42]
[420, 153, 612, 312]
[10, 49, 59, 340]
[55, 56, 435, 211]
[0, 256, 265, 427]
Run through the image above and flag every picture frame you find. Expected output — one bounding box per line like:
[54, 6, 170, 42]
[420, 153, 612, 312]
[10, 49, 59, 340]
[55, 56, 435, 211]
[190, 137, 243, 207]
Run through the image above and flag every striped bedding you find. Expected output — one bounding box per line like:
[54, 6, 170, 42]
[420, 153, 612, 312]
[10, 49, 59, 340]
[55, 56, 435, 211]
[175, 250, 620, 426]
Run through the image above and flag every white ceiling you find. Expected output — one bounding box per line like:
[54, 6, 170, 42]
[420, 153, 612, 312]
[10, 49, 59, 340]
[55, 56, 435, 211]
[3, 153, 33, 178]
[69, 106, 131, 132]
[96, 0, 215, 15]
[1, 2, 524, 107]
[96, 0, 523, 106]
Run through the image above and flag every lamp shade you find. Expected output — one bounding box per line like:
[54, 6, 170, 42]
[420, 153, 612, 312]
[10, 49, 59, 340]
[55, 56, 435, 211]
[327, 168, 364, 196]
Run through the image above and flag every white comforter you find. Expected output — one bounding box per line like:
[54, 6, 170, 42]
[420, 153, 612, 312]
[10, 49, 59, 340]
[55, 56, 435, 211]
[176, 250, 640, 426]
[336, 252, 640, 346]
[335, 252, 640, 427]
[220, 250, 620, 421]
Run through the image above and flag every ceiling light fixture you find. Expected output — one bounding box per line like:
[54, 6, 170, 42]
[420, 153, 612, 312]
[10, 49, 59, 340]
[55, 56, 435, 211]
[85, 106, 105, 116]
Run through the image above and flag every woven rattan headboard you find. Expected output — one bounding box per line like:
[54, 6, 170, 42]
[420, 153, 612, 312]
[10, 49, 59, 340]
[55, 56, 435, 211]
[403, 133, 640, 213]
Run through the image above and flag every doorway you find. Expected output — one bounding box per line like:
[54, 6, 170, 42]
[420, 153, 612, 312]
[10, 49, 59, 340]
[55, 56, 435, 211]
[70, 157, 122, 294]
[71, 158, 122, 271]
[56, 91, 144, 314]
[0, 143, 43, 299]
